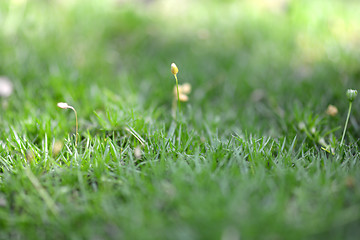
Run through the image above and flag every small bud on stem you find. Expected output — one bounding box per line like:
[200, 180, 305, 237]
[171, 62, 181, 118]
[341, 89, 358, 146]
[171, 63, 179, 75]
[346, 89, 358, 102]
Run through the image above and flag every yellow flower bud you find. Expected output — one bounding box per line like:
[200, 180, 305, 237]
[171, 63, 178, 75]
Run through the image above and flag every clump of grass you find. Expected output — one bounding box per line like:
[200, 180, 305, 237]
[2, 1, 360, 239]
[298, 89, 358, 153]
[340, 89, 357, 146]
[57, 102, 78, 146]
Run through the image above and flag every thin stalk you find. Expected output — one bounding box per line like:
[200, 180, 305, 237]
[68, 106, 78, 146]
[171, 98, 177, 118]
[340, 102, 352, 146]
[174, 74, 181, 114]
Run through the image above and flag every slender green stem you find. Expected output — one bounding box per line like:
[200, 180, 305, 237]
[171, 98, 177, 119]
[174, 74, 180, 114]
[69, 106, 78, 146]
[340, 102, 352, 146]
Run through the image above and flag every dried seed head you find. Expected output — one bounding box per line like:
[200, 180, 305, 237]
[57, 102, 69, 109]
[346, 89, 358, 102]
[318, 137, 327, 147]
[171, 63, 178, 75]
[345, 176, 355, 189]
[298, 122, 306, 130]
[0, 76, 13, 98]
[53, 140, 64, 156]
[173, 83, 191, 102]
[134, 146, 142, 159]
[310, 127, 316, 134]
[179, 94, 189, 102]
[326, 104, 338, 117]
[26, 149, 35, 163]
[181, 83, 191, 94]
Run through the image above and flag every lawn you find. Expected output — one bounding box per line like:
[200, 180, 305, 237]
[1, 0, 360, 239]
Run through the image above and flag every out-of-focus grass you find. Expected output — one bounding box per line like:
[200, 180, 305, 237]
[1, 0, 360, 134]
[0, 0, 360, 239]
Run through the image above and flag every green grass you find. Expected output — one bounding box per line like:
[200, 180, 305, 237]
[1, 0, 360, 239]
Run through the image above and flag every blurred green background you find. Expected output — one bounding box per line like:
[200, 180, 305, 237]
[1, 1, 360, 239]
[1, 0, 359, 137]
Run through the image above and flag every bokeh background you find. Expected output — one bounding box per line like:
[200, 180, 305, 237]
[1, 1, 360, 239]
[1, 0, 360, 138]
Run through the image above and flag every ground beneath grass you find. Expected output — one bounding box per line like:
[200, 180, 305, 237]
[1, 0, 360, 239]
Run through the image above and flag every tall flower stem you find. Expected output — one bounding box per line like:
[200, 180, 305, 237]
[68, 106, 78, 147]
[171, 63, 180, 119]
[340, 102, 352, 146]
[174, 74, 181, 114]
[57, 102, 79, 147]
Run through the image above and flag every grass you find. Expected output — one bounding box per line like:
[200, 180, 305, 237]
[1, 0, 360, 239]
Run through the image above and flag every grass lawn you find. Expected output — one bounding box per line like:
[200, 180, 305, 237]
[1, 0, 360, 239]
